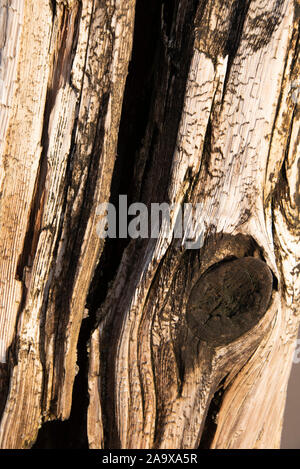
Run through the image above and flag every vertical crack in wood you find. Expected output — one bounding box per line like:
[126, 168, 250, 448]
[16, 1, 81, 286]
[87, 0, 298, 450]
[0, 0, 137, 448]
[0, 0, 298, 450]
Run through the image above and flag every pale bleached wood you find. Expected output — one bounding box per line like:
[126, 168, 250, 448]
[211, 4, 300, 447]
[0, 0, 51, 364]
[0, 0, 298, 450]
[0, 0, 24, 189]
[87, 0, 299, 449]
[0, 0, 136, 448]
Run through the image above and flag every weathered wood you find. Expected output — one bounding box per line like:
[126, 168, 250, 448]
[0, 0, 298, 449]
[0, 0, 136, 448]
[87, 0, 299, 449]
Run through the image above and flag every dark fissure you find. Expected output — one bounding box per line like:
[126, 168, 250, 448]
[31, 0, 266, 449]
[33, 0, 174, 449]
[199, 377, 228, 449]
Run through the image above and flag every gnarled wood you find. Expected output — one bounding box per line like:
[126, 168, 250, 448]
[0, 0, 136, 448]
[87, 0, 299, 449]
[0, 0, 298, 449]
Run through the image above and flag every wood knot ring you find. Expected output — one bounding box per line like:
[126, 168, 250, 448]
[186, 257, 273, 346]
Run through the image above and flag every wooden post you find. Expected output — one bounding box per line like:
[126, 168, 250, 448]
[0, 0, 298, 449]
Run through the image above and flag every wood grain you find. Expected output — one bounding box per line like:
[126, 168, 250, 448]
[0, 0, 298, 449]
[0, 0, 136, 448]
[87, 0, 299, 449]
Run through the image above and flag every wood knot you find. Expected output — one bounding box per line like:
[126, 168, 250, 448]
[186, 257, 273, 346]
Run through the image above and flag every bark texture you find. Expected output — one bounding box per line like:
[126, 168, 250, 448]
[0, 0, 299, 449]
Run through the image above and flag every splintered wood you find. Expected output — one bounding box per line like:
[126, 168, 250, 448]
[0, 0, 298, 450]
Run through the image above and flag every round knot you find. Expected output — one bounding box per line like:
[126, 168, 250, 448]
[186, 257, 273, 346]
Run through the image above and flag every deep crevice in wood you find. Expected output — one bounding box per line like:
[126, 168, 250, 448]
[33, 0, 167, 448]
[16, 3, 82, 284]
[33, 316, 91, 449]
[222, 0, 251, 100]
[0, 0, 298, 450]
[106, 1, 204, 449]
[0, 363, 9, 421]
[198, 376, 227, 449]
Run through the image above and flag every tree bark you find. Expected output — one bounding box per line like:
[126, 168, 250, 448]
[0, 0, 299, 449]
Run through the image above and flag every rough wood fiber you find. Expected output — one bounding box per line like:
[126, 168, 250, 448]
[0, 0, 50, 365]
[0, 0, 136, 448]
[0, 0, 298, 450]
[87, 0, 299, 449]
